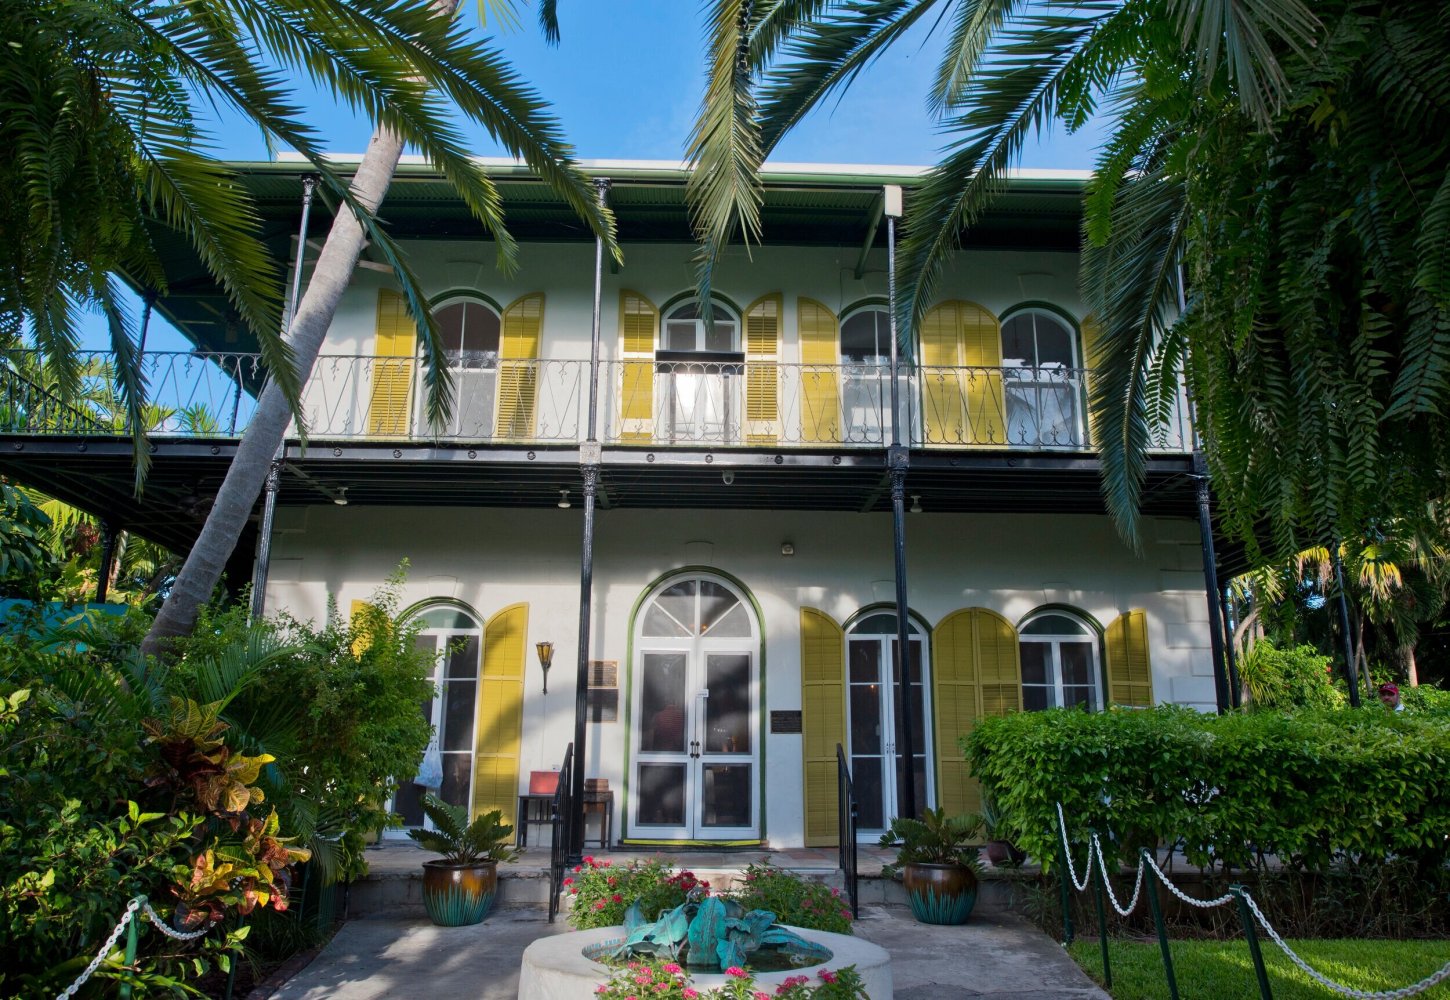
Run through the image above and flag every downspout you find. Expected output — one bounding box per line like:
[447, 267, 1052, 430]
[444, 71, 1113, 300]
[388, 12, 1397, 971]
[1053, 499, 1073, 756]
[249, 176, 316, 622]
[570, 178, 610, 860]
[885, 185, 917, 820]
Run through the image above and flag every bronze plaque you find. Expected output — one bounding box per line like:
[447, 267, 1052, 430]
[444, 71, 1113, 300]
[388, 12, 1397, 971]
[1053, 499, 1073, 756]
[770, 710, 803, 734]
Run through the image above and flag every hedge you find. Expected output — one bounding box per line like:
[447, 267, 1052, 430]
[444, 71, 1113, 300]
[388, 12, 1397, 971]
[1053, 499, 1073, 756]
[963, 705, 1450, 873]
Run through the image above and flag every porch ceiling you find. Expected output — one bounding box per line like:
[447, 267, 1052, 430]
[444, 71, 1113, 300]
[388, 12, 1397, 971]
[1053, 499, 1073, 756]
[141, 162, 1087, 356]
[0, 436, 1238, 572]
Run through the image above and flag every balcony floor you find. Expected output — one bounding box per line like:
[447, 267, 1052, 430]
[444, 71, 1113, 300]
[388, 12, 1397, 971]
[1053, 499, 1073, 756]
[0, 434, 1219, 567]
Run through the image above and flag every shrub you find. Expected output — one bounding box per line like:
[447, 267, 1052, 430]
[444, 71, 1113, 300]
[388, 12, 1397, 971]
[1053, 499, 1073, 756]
[964, 705, 1450, 874]
[1238, 640, 1344, 711]
[1403, 684, 1450, 712]
[566, 857, 709, 929]
[730, 863, 853, 934]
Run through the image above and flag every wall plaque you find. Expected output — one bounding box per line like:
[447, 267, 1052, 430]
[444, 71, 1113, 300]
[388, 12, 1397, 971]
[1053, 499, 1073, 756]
[770, 710, 803, 734]
[588, 660, 618, 688]
[588, 689, 619, 723]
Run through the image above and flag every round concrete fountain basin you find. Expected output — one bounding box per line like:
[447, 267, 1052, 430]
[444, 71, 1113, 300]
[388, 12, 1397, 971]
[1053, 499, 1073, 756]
[518, 926, 892, 999]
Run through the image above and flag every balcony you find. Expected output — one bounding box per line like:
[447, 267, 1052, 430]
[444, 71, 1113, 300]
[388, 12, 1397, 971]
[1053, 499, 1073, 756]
[1, 351, 1193, 454]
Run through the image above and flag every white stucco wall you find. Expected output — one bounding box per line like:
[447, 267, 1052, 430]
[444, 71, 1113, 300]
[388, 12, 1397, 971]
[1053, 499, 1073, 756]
[264, 504, 1216, 847]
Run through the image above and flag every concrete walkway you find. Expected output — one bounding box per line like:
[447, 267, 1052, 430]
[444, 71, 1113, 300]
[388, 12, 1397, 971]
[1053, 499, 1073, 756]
[269, 904, 1108, 1000]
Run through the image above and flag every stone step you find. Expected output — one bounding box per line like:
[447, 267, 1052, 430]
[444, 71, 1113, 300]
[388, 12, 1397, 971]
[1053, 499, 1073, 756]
[345, 861, 1023, 919]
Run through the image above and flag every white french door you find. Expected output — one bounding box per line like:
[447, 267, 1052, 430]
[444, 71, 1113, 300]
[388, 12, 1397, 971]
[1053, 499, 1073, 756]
[846, 614, 932, 838]
[630, 576, 759, 841]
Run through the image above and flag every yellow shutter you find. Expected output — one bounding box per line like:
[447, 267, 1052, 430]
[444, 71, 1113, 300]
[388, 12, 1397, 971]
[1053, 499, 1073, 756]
[349, 599, 377, 657]
[619, 290, 658, 442]
[798, 298, 840, 443]
[495, 293, 544, 439]
[920, 303, 964, 444]
[366, 289, 417, 437]
[1080, 314, 1100, 448]
[1105, 609, 1155, 707]
[932, 608, 1020, 816]
[959, 301, 1005, 446]
[744, 294, 781, 444]
[474, 603, 528, 825]
[800, 607, 846, 847]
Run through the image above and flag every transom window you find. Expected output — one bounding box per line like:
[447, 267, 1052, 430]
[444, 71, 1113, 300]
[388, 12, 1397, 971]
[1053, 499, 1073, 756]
[662, 300, 740, 354]
[1001, 310, 1077, 370]
[1019, 610, 1101, 711]
[435, 299, 500, 363]
[840, 307, 891, 363]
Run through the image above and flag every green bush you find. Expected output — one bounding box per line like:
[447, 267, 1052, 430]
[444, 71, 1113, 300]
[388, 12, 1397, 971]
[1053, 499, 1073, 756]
[730, 863, 853, 934]
[1238, 640, 1345, 711]
[964, 705, 1450, 874]
[566, 858, 708, 929]
[1403, 683, 1450, 712]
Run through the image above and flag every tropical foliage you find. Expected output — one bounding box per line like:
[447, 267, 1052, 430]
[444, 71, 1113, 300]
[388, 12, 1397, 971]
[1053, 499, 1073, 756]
[878, 806, 984, 877]
[730, 863, 853, 934]
[407, 795, 518, 866]
[566, 858, 712, 930]
[1235, 639, 1344, 711]
[689, 0, 1450, 572]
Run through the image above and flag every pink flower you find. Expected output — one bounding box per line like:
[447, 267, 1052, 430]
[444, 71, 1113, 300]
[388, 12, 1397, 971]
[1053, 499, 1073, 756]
[601, 860, 613, 868]
[634, 974, 652, 985]
[584, 855, 595, 864]
[573, 865, 582, 873]
[594, 901, 607, 910]
[595, 987, 607, 995]
[753, 993, 771, 1000]
[563, 877, 574, 886]
[818, 970, 838, 984]
[608, 876, 618, 886]
[682, 990, 698, 999]
[830, 888, 841, 897]
[726, 966, 747, 978]
[612, 893, 624, 903]
[663, 964, 682, 975]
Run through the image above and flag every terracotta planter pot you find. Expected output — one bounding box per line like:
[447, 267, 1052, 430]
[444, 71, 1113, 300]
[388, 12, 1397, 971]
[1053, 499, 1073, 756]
[902, 861, 978, 925]
[422, 859, 499, 926]
[984, 840, 1026, 867]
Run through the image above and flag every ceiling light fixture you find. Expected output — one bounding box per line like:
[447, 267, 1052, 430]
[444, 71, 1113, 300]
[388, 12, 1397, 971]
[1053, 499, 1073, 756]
[557, 489, 571, 509]
[910, 494, 922, 514]
[333, 488, 349, 507]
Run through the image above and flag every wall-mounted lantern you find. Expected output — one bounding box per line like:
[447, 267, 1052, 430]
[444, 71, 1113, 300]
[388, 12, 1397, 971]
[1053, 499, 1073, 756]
[536, 641, 555, 694]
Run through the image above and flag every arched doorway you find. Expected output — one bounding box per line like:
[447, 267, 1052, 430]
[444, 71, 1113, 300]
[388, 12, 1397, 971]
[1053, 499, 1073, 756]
[846, 610, 932, 836]
[629, 572, 760, 841]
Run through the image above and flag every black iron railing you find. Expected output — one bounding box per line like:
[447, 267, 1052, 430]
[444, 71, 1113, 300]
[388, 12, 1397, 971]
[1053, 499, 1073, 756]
[836, 743, 859, 919]
[547, 741, 574, 924]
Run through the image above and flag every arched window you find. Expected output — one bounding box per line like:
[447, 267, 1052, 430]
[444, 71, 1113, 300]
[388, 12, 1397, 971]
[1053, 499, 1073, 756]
[1019, 610, 1101, 711]
[394, 605, 484, 830]
[661, 299, 740, 354]
[838, 306, 898, 443]
[420, 298, 501, 438]
[999, 307, 1084, 447]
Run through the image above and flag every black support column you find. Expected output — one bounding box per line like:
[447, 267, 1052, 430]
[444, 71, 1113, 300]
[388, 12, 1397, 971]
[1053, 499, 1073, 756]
[1193, 455, 1231, 713]
[95, 521, 118, 604]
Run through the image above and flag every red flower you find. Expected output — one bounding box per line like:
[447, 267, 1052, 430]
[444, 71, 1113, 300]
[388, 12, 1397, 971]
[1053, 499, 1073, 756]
[612, 893, 624, 903]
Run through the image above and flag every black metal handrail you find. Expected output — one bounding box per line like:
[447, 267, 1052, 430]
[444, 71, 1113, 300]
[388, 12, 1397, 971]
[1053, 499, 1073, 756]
[836, 743, 859, 918]
[547, 741, 575, 924]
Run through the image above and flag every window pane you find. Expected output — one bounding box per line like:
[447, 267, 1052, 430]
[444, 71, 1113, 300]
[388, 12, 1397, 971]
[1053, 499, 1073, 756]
[850, 684, 881, 754]
[852, 757, 883, 830]
[1001, 314, 1036, 367]
[640, 652, 688, 753]
[460, 302, 500, 356]
[442, 678, 476, 751]
[643, 581, 695, 636]
[395, 780, 425, 827]
[1061, 642, 1095, 686]
[1035, 320, 1074, 367]
[664, 320, 697, 352]
[841, 310, 887, 362]
[445, 635, 479, 678]
[699, 581, 740, 635]
[420, 608, 474, 630]
[1020, 642, 1051, 684]
[637, 764, 686, 826]
[440, 752, 471, 807]
[849, 641, 880, 683]
[437, 303, 467, 355]
[704, 654, 750, 754]
[707, 320, 736, 352]
[895, 754, 928, 818]
[701, 764, 751, 827]
[1022, 614, 1088, 636]
[851, 613, 918, 635]
[1063, 686, 1094, 709]
[905, 640, 923, 683]
[705, 603, 750, 637]
[1023, 685, 1053, 711]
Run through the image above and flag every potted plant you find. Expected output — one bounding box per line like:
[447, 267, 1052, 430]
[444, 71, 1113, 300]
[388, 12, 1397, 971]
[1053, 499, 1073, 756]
[980, 795, 1026, 868]
[879, 807, 984, 925]
[407, 793, 519, 926]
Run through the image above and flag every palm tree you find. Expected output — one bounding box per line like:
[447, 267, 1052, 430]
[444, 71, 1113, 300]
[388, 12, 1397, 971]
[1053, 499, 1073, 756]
[0, 0, 621, 649]
[684, 2, 1449, 568]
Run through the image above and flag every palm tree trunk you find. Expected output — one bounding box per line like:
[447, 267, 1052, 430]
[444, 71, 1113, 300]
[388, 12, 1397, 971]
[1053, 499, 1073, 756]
[142, 128, 405, 655]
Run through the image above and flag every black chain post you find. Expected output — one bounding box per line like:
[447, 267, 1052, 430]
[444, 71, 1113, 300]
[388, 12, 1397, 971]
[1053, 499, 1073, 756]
[1141, 848, 1180, 1000]
[1231, 886, 1274, 1000]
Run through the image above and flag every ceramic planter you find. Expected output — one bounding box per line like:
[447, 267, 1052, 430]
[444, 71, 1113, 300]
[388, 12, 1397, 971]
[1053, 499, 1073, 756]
[984, 840, 1026, 867]
[902, 861, 978, 925]
[421, 859, 499, 926]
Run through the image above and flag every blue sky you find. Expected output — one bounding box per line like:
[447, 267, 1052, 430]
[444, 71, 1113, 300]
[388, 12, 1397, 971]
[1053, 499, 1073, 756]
[105, 0, 1105, 352]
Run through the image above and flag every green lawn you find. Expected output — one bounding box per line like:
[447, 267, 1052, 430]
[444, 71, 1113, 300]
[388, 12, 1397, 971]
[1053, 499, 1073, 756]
[1068, 937, 1450, 999]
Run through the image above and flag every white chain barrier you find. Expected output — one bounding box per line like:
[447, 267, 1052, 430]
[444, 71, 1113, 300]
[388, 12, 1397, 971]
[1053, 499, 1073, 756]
[55, 895, 213, 1000]
[1055, 803, 1450, 999]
